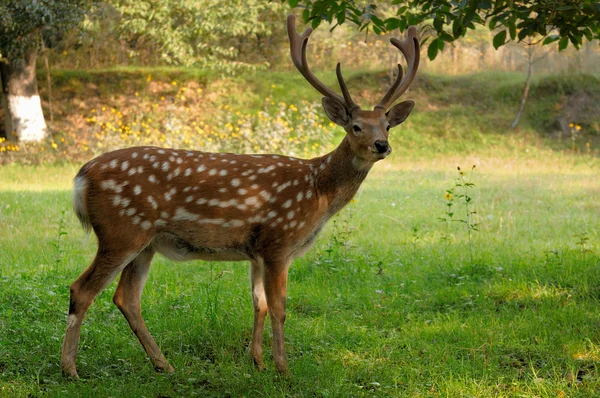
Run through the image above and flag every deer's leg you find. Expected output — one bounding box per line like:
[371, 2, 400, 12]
[249, 259, 268, 370]
[61, 246, 142, 379]
[112, 247, 174, 373]
[263, 259, 291, 374]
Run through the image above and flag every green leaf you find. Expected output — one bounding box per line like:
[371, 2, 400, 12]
[492, 30, 506, 49]
[558, 36, 568, 51]
[428, 39, 440, 60]
[543, 35, 559, 45]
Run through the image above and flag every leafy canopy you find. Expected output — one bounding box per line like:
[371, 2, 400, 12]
[283, 0, 600, 59]
[112, 0, 286, 73]
[0, 0, 90, 62]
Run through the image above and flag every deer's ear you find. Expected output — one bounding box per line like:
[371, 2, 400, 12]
[386, 100, 414, 127]
[322, 97, 349, 126]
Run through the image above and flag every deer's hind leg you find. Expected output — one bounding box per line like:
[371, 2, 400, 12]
[61, 244, 144, 379]
[249, 258, 268, 370]
[112, 246, 174, 373]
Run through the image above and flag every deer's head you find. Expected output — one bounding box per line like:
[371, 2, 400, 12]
[287, 15, 420, 163]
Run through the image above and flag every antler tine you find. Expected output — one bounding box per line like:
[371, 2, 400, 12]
[336, 63, 358, 111]
[287, 15, 346, 105]
[376, 26, 420, 110]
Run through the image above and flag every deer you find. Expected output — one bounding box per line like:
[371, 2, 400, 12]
[60, 14, 420, 378]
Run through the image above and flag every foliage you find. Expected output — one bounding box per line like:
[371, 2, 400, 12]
[284, 0, 600, 59]
[0, 0, 92, 63]
[110, 0, 288, 73]
[0, 75, 335, 163]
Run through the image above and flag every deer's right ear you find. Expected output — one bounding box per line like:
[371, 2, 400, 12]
[322, 97, 350, 126]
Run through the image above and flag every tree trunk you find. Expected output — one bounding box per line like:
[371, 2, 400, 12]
[511, 45, 534, 130]
[0, 48, 48, 142]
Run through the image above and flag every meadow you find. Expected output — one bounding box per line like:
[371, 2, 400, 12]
[1, 70, 599, 397]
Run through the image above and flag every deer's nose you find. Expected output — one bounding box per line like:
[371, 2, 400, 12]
[374, 140, 390, 154]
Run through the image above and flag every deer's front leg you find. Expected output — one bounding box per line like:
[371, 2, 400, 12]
[263, 259, 290, 374]
[249, 259, 268, 370]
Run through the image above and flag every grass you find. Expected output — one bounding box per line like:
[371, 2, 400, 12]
[1, 151, 599, 397]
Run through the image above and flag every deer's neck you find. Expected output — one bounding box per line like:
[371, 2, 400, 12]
[312, 137, 373, 216]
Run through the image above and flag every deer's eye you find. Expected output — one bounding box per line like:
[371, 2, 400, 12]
[386, 125, 391, 132]
[352, 124, 362, 134]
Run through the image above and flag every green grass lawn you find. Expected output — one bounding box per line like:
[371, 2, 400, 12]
[0, 150, 598, 397]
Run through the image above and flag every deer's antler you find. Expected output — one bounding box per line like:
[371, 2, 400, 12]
[375, 26, 420, 111]
[287, 15, 358, 112]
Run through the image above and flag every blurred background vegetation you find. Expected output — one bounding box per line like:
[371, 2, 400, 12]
[0, 1, 599, 161]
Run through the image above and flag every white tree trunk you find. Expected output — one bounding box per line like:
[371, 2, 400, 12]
[0, 49, 48, 142]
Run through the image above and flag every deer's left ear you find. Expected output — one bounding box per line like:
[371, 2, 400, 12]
[386, 100, 414, 127]
[322, 97, 350, 126]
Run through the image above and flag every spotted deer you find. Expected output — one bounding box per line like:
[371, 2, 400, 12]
[60, 15, 420, 378]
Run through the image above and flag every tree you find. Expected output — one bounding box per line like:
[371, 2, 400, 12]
[112, 0, 287, 73]
[284, 0, 600, 129]
[0, 0, 90, 142]
[283, 1, 599, 59]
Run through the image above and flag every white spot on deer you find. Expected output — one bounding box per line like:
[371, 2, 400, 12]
[276, 181, 292, 193]
[162, 161, 170, 172]
[306, 190, 313, 199]
[296, 192, 303, 202]
[293, 180, 299, 186]
[152, 162, 160, 169]
[298, 221, 305, 229]
[209, 169, 217, 176]
[231, 178, 240, 187]
[185, 196, 194, 203]
[219, 169, 228, 176]
[161, 211, 169, 219]
[141, 220, 152, 230]
[109, 159, 118, 169]
[176, 158, 183, 165]
[258, 165, 276, 174]
[197, 165, 206, 173]
[223, 219, 244, 228]
[196, 198, 207, 205]
[245, 197, 259, 207]
[259, 191, 271, 201]
[164, 188, 176, 201]
[143, 154, 149, 160]
[219, 199, 238, 208]
[198, 218, 225, 225]
[236, 204, 248, 211]
[126, 208, 136, 216]
[173, 207, 199, 222]
[277, 162, 284, 167]
[238, 188, 248, 195]
[249, 175, 257, 181]
[148, 175, 156, 183]
[157, 149, 166, 154]
[134, 185, 142, 195]
[283, 224, 289, 230]
[121, 161, 129, 171]
[154, 219, 167, 227]
[290, 220, 297, 228]
[150, 155, 157, 162]
[209, 199, 220, 206]
[184, 168, 192, 177]
[132, 216, 141, 225]
[132, 152, 138, 158]
[112, 195, 122, 206]
[251, 184, 259, 189]
[120, 197, 131, 207]
[101, 179, 117, 191]
[272, 155, 279, 159]
[319, 163, 326, 171]
[147, 195, 158, 209]
[183, 186, 191, 192]
[137, 166, 143, 174]
[287, 211, 295, 220]
[267, 211, 277, 219]
[128, 168, 137, 176]
[230, 160, 237, 164]
[219, 188, 228, 193]
[282, 199, 292, 209]
[173, 167, 181, 177]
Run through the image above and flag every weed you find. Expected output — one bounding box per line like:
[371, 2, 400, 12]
[574, 231, 591, 253]
[50, 209, 68, 267]
[439, 166, 479, 264]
